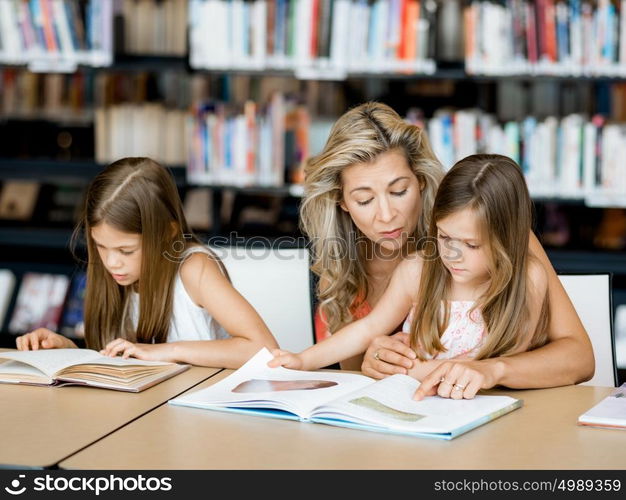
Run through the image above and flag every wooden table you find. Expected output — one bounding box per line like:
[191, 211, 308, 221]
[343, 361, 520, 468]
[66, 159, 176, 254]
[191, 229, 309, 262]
[0, 365, 221, 468]
[59, 370, 626, 469]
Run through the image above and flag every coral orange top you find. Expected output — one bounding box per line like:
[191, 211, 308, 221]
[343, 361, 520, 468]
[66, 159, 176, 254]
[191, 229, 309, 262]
[314, 299, 373, 343]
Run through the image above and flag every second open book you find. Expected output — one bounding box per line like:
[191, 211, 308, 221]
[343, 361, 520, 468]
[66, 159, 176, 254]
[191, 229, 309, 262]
[0, 349, 189, 392]
[169, 348, 522, 440]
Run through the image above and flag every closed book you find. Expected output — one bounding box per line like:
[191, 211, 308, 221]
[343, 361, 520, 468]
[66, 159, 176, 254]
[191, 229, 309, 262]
[578, 383, 626, 429]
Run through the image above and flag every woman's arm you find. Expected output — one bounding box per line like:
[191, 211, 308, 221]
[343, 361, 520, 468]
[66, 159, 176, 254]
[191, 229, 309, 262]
[493, 232, 594, 387]
[269, 256, 421, 371]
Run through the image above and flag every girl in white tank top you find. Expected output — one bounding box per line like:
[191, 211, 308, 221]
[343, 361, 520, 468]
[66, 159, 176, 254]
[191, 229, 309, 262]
[15, 158, 279, 369]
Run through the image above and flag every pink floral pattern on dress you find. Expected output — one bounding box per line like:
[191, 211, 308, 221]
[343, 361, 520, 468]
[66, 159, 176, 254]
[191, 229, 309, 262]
[402, 301, 487, 360]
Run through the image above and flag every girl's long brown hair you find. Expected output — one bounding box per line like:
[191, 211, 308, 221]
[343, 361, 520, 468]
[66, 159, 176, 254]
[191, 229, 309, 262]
[410, 154, 549, 360]
[300, 102, 444, 334]
[72, 157, 200, 350]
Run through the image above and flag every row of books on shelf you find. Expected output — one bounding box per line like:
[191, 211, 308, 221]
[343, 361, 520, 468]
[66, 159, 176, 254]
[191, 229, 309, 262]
[0, 0, 113, 72]
[94, 104, 189, 165]
[0, 269, 85, 339]
[189, 0, 437, 78]
[184, 93, 626, 201]
[465, 0, 626, 76]
[426, 107, 626, 206]
[120, 0, 187, 56]
[0, 69, 199, 122]
[186, 93, 335, 187]
[0, 68, 93, 123]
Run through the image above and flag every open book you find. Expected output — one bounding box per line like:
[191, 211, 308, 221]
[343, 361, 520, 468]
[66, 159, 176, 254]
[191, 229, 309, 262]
[169, 348, 522, 440]
[0, 349, 190, 392]
[578, 383, 626, 430]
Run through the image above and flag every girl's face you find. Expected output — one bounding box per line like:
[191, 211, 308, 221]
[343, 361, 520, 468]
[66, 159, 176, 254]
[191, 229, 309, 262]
[436, 207, 491, 290]
[340, 149, 423, 253]
[91, 222, 143, 287]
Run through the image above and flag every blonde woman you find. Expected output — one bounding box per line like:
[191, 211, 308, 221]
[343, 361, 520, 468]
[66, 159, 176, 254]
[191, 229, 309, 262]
[16, 157, 278, 368]
[299, 103, 593, 394]
[303, 101, 443, 370]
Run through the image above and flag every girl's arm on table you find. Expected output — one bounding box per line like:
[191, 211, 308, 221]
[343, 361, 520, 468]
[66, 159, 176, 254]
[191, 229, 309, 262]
[102, 253, 279, 368]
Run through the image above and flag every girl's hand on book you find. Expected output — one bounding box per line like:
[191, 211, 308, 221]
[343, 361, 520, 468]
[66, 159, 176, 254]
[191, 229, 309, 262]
[361, 332, 416, 379]
[16, 329, 77, 350]
[267, 349, 304, 370]
[413, 359, 500, 401]
[100, 338, 172, 362]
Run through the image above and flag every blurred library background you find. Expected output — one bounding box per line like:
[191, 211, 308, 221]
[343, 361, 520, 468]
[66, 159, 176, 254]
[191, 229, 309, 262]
[0, 0, 625, 382]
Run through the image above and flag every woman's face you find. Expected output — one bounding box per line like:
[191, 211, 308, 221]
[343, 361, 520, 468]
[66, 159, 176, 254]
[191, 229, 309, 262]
[340, 149, 423, 253]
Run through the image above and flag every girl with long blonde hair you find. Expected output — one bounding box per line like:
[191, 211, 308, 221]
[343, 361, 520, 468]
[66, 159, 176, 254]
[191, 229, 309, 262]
[16, 157, 278, 368]
[271, 154, 551, 399]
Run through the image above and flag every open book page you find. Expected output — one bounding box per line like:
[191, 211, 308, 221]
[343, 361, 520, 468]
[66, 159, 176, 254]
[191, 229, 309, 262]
[312, 374, 522, 436]
[169, 348, 374, 419]
[0, 349, 106, 378]
[55, 364, 190, 392]
[57, 357, 189, 391]
[0, 349, 184, 391]
[578, 383, 626, 428]
[0, 349, 174, 378]
[0, 360, 54, 384]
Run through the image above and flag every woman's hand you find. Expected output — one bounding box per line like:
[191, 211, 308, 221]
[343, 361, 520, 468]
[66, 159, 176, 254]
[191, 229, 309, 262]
[361, 332, 416, 379]
[267, 349, 305, 370]
[16, 328, 77, 350]
[413, 358, 503, 400]
[100, 339, 174, 362]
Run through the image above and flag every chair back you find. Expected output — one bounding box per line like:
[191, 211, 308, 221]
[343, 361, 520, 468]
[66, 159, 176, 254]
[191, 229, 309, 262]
[210, 245, 315, 353]
[559, 273, 617, 387]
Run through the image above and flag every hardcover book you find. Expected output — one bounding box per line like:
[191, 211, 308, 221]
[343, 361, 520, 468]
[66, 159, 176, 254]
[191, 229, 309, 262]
[0, 349, 190, 393]
[169, 348, 522, 440]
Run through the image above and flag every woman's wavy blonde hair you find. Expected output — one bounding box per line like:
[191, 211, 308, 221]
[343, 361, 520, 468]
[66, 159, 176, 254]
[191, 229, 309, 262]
[301, 102, 444, 334]
[409, 154, 549, 360]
